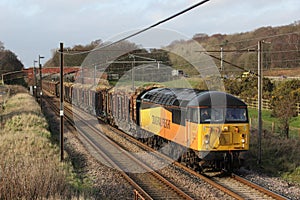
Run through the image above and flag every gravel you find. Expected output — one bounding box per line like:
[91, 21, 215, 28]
[238, 168, 300, 200]
[64, 130, 134, 199]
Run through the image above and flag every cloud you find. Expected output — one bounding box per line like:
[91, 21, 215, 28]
[1, 0, 300, 67]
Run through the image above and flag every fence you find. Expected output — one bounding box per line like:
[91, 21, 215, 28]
[240, 97, 300, 116]
[250, 117, 300, 139]
[242, 97, 272, 110]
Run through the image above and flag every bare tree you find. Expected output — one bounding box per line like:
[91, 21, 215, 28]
[272, 80, 300, 138]
[273, 97, 296, 138]
[0, 41, 4, 51]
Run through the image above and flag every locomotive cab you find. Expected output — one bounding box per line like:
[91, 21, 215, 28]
[185, 91, 249, 162]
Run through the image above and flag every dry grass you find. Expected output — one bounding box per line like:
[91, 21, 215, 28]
[0, 91, 73, 199]
[246, 129, 300, 184]
[264, 67, 300, 77]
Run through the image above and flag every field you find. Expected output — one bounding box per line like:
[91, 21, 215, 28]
[248, 108, 300, 137]
[264, 67, 300, 77]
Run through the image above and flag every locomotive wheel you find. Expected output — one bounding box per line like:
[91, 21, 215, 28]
[223, 152, 235, 172]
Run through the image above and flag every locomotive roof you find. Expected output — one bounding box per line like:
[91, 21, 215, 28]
[140, 88, 247, 107]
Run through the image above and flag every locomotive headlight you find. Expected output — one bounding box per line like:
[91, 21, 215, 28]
[204, 134, 209, 144]
[222, 126, 228, 132]
[241, 134, 245, 143]
[204, 134, 209, 150]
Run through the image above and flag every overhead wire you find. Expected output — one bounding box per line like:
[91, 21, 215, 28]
[56, 0, 299, 75]
[201, 39, 300, 72]
[59, 0, 210, 56]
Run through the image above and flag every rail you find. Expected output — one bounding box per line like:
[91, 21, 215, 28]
[232, 174, 288, 200]
[44, 91, 193, 200]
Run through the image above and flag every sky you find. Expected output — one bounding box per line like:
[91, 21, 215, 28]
[0, 0, 299, 68]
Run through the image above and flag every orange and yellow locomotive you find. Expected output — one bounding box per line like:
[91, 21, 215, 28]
[138, 88, 249, 170]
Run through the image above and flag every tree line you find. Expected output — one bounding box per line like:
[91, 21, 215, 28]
[0, 41, 25, 85]
[193, 21, 300, 73]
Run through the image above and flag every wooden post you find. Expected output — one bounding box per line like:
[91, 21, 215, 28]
[257, 40, 262, 165]
[60, 42, 64, 162]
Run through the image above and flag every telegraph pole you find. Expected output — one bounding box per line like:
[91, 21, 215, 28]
[257, 40, 262, 165]
[60, 42, 64, 161]
[38, 55, 44, 109]
[33, 60, 37, 99]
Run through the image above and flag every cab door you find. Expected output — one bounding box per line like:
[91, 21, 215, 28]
[186, 108, 200, 150]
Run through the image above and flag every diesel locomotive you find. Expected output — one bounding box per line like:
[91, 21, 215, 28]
[43, 80, 249, 171]
[138, 87, 249, 171]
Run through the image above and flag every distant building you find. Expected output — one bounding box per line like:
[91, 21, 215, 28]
[172, 69, 184, 77]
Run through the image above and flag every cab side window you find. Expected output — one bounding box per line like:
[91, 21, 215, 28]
[172, 109, 186, 125]
[189, 108, 199, 123]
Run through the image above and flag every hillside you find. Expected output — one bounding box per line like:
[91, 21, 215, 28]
[41, 21, 300, 78]
[191, 21, 300, 75]
[43, 40, 102, 68]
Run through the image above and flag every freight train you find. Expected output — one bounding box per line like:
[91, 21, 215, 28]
[43, 80, 249, 172]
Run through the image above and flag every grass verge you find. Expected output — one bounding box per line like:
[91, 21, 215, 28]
[0, 86, 92, 199]
[246, 108, 300, 184]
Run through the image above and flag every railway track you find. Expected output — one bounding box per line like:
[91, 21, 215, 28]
[44, 91, 194, 200]
[73, 112, 193, 199]
[105, 121, 288, 200]
[202, 172, 288, 200]
[43, 90, 289, 200]
[231, 174, 289, 200]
